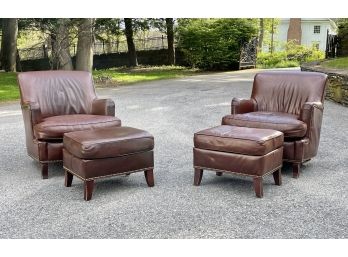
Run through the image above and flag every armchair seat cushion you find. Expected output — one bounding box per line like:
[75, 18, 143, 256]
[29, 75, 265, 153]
[34, 114, 121, 140]
[222, 111, 307, 138]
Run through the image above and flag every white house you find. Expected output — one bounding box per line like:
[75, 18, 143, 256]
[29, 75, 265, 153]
[264, 18, 337, 52]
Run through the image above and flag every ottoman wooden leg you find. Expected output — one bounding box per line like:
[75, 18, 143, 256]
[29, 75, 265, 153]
[65, 170, 73, 187]
[292, 163, 300, 179]
[41, 163, 48, 179]
[273, 168, 282, 186]
[216, 172, 223, 176]
[84, 180, 94, 201]
[253, 177, 263, 198]
[144, 169, 154, 187]
[194, 168, 203, 186]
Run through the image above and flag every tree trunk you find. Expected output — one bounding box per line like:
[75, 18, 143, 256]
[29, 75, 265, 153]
[124, 18, 138, 67]
[76, 18, 95, 72]
[0, 18, 18, 72]
[166, 18, 175, 65]
[52, 18, 73, 70]
[258, 18, 264, 51]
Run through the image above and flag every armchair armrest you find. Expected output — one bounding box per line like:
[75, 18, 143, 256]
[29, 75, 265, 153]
[21, 102, 42, 140]
[21, 102, 42, 125]
[299, 102, 324, 158]
[91, 98, 115, 116]
[300, 102, 323, 126]
[231, 98, 257, 114]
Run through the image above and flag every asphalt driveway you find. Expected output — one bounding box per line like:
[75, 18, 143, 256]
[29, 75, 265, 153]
[0, 68, 347, 238]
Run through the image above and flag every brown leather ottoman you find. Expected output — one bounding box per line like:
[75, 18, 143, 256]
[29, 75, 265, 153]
[193, 125, 284, 197]
[63, 127, 154, 200]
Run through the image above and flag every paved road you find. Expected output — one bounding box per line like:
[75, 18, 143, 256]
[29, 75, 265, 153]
[0, 68, 347, 238]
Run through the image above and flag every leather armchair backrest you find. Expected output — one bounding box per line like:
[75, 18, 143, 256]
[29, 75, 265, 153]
[251, 71, 328, 116]
[18, 71, 97, 118]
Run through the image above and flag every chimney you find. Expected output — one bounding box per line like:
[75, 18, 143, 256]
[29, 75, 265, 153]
[287, 18, 302, 44]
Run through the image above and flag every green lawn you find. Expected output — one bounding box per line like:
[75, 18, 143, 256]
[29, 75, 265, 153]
[93, 66, 200, 86]
[0, 72, 19, 102]
[0, 66, 201, 102]
[322, 57, 348, 69]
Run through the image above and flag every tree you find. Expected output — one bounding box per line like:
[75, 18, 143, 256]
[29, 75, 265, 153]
[337, 18, 348, 56]
[177, 18, 258, 70]
[94, 18, 122, 53]
[0, 18, 18, 72]
[124, 18, 138, 67]
[258, 18, 264, 50]
[54, 18, 73, 70]
[27, 18, 73, 70]
[76, 18, 95, 72]
[166, 18, 175, 65]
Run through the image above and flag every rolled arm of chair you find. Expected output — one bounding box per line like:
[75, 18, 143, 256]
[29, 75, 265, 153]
[300, 102, 324, 129]
[91, 98, 115, 116]
[21, 102, 42, 125]
[21, 102, 42, 140]
[231, 98, 257, 114]
[299, 102, 324, 158]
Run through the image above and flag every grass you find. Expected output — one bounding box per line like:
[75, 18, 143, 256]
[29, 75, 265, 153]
[0, 72, 19, 102]
[92, 66, 201, 86]
[322, 57, 348, 69]
[0, 66, 201, 102]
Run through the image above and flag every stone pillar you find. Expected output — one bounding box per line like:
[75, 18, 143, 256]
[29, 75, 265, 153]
[287, 18, 302, 44]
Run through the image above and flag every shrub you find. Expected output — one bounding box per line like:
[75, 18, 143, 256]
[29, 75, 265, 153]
[257, 42, 324, 68]
[177, 19, 258, 70]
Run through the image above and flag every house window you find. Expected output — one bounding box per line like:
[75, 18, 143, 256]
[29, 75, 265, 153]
[314, 25, 321, 34]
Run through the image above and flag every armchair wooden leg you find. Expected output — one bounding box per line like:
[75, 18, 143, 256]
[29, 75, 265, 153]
[144, 169, 155, 187]
[292, 163, 300, 179]
[216, 172, 223, 176]
[194, 168, 203, 186]
[253, 177, 263, 198]
[84, 180, 94, 201]
[41, 163, 48, 179]
[273, 169, 282, 186]
[65, 170, 73, 187]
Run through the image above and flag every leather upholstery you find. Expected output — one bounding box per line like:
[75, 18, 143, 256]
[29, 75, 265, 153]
[193, 125, 283, 177]
[18, 70, 120, 171]
[222, 112, 307, 138]
[194, 125, 283, 156]
[34, 115, 121, 139]
[223, 71, 328, 164]
[251, 71, 327, 115]
[194, 147, 283, 177]
[64, 149, 154, 180]
[18, 71, 98, 118]
[64, 127, 154, 159]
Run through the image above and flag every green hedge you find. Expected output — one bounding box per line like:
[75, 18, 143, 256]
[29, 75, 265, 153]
[177, 19, 258, 70]
[257, 42, 325, 68]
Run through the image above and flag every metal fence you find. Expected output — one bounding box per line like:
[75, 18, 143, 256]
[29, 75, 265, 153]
[18, 35, 169, 61]
[325, 30, 338, 58]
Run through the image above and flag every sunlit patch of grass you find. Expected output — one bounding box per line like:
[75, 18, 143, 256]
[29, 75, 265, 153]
[322, 57, 348, 69]
[0, 72, 19, 102]
[93, 65, 201, 86]
[0, 66, 202, 102]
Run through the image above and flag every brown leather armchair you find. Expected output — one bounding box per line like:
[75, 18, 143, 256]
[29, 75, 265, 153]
[18, 71, 122, 179]
[222, 71, 328, 178]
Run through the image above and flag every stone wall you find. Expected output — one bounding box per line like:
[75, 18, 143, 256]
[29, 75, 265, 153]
[301, 62, 348, 106]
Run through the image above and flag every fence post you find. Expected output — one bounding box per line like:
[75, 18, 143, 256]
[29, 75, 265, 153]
[162, 35, 164, 49]
[103, 41, 105, 54]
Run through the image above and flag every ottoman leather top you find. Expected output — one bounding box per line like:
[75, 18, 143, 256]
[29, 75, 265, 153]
[64, 127, 154, 159]
[194, 125, 283, 156]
